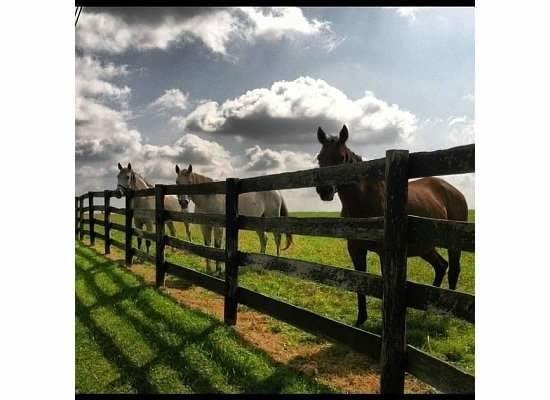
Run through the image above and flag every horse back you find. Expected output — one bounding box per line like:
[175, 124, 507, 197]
[408, 177, 468, 222]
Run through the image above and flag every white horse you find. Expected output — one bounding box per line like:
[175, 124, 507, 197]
[175, 164, 293, 274]
[114, 163, 192, 255]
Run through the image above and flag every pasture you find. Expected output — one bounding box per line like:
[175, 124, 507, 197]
[76, 242, 334, 393]
[80, 209, 474, 392]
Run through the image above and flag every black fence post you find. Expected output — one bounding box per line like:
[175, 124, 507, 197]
[224, 178, 240, 325]
[380, 149, 409, 394]
[104, 190, 111, 255]
[79, 195, 84, 240]
[88, 192, 95, 246]
[125, 190, 134, 267]
[75, 196, 79, 238]
[155, 184, 166, 287]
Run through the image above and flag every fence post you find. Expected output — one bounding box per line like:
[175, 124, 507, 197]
[104, 190, 111, 255]
[224, 178, 240, 325]
[79, 195, 84, 240]
[75, 196, 79, 238]
[125, 190, 134, 267]
[380, 149, 409, 394]
[88, 192, 95, 246]
[155, 184, 166, 287]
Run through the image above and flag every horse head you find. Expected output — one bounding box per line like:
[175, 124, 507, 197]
[175, 164, 192, 209]
[115, 162, 134, 198]
[315, 124, 351, 201]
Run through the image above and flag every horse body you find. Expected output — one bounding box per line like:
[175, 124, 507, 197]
[175, 165, 292, 274]
[115, 163, 191, 256]
[316, 126, 468, 327]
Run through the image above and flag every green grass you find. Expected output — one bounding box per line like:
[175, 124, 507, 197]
[75, 242, 334, 394]
[84, 209, 475, 375]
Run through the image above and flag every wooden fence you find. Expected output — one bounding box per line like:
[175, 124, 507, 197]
[75, 143, 475, 394]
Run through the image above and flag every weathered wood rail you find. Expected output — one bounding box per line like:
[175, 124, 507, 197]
[75, 143, 475, 394]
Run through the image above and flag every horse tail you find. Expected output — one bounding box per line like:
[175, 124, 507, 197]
[280, 197, 293, 251]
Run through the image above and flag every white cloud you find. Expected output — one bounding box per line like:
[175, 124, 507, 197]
[77, 7, 341, 57]
[395, 7, 420, 21]
[237, 7, 329, 40]
[76, 97, 143, 163]
[388, 7, 433, 23]
[181, 76, 417, 145]
[407, 115, 475, 208]
[240, 145, 316, 175]
[461, 93, 475, 103]
[77, 9, 240, 56]
[75, 55, 142, 167]
[441, 173, 475, 210]
[149, 89, 189, 113]
[75, 55, 130, 107]
[144, 134, 234, 181]
[448, 116, 475, 144]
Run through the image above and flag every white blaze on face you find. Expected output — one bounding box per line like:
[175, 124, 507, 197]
[117, 168, 132, 193]
[175, 170, 192, 208]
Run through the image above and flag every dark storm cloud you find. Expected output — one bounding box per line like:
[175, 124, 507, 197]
[185, 112, 340, 145]
[75, 119, 92, 128]
[84, 7, 219, 26]
[75, 140, 129, 162]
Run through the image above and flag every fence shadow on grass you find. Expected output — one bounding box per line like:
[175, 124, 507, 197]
[76, 245, 334, 394]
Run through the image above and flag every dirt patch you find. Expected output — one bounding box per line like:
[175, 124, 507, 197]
[99, 247, 430, 393]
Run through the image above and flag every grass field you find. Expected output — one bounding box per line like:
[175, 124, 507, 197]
[82, 210, 475, 382]
[76, 242, 336, 393]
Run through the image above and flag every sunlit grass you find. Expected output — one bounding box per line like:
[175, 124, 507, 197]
[75, 242, 334, 394]
[82, 209, 475, 374]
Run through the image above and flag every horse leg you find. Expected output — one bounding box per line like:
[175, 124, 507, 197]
[421, 248, 448, 287]
[185, 222, 192, 242]
[274, 233, 282, 257]
[256, 230, 267, 254]
[214, 227, 223, 275]
[164, 220, 176, 256]
[348, 240, 368, 327]
[448, 249, 462, 290]
[145, 221, 153, 256]
[202, 225, 213, 274]
[136, 221, 143, 252]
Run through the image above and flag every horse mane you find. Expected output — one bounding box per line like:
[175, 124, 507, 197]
[326, 135, 363, 164]
[346, 148, 363, 163]
[190, 171, 214, 184]
[131, 170, 154, 188]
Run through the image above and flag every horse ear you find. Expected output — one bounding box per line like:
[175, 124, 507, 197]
[175, 164, 180, 174]
[317, 127, 327, 144]
[127, 163, 132, 170]
[338, 125, 349, 144]
[187, 164, 192, 173]
[118, 162, 122, 170]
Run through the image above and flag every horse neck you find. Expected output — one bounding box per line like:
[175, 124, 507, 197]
[131, 173, 150, 190]
[336, 149, 385, 218]
[188, 172, 223, 213]
[131, 173, 153, 209]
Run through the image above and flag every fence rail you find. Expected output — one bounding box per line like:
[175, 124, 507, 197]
[75, 143, 475, 394]
[240, 215, 385, 241]
[164, 210, 225, 227]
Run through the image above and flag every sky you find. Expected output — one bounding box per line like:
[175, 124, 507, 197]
[75, 6, 475, 211]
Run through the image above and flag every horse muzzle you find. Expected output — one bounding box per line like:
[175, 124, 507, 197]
[316, 185, 335, 201]
[114, 185, 125, 199]
[178, 196, 190, 209]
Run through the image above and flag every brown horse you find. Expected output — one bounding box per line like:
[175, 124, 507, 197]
[315, 125, 468, 327]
